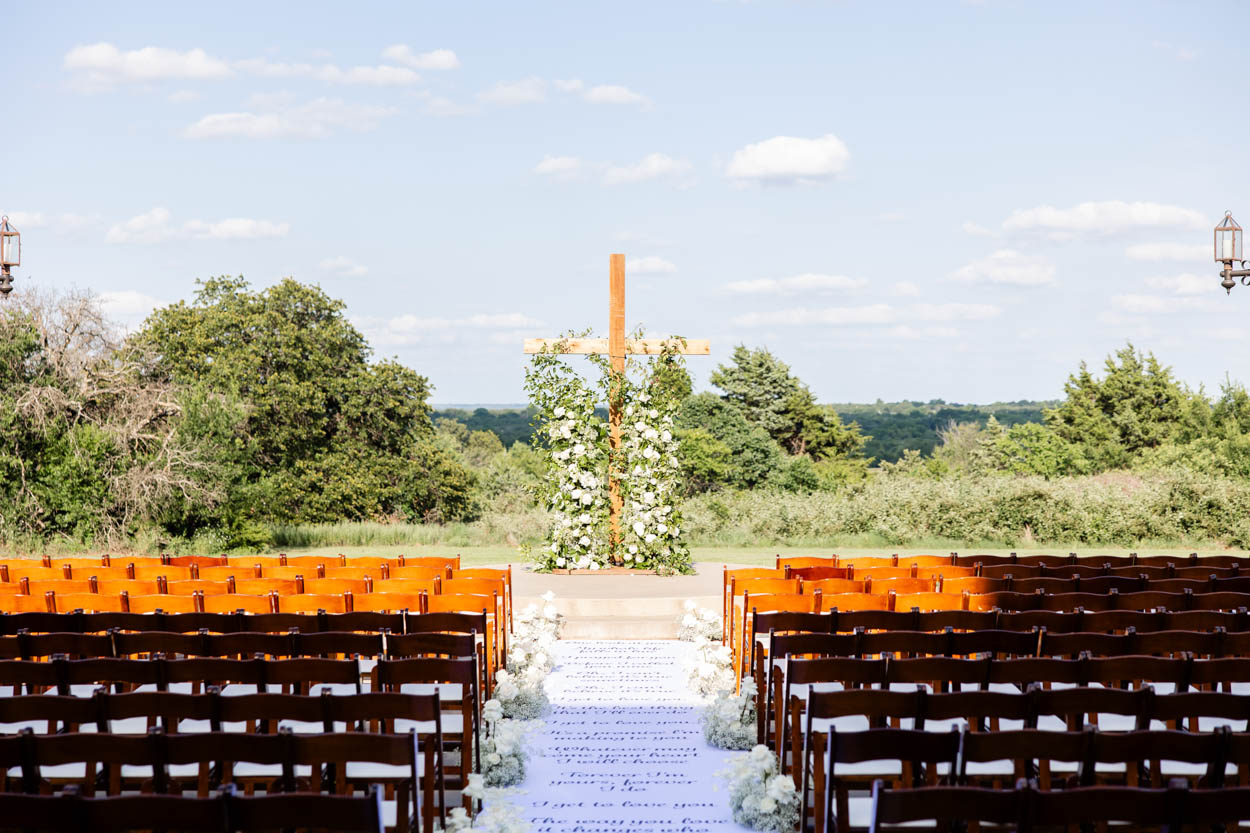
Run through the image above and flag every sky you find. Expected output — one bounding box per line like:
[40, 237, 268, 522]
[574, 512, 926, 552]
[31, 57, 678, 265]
[8, 0, 1250, 405]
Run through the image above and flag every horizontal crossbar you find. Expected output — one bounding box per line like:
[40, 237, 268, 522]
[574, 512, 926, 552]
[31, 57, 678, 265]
[523, 337, 710, 355]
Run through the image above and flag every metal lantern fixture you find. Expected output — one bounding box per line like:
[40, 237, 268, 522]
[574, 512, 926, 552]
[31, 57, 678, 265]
[1215, 211, 1250, 295]
[0, 216, 17, 297]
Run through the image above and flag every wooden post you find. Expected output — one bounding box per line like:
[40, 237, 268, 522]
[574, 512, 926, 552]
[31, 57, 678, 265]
[608, 253, 626, 564]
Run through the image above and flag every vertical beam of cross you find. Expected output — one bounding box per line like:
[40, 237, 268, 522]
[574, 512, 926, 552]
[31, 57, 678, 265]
[523, 255, 710, 566]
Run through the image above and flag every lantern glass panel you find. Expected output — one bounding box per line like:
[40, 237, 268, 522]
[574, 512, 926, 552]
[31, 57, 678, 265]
[1215, 213, 1243, 262]
[0, 233, 17, 267]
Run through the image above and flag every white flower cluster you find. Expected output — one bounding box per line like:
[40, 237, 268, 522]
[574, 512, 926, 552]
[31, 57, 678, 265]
[541, 400, 609, 571]
[702, 675, 758, 750]
[499, 591, 561, 720]
[619, 393, 690, 571]
[480, 699, 531, 788]
[720, 745, 801, 833]
[677, 599, 723, 642]
[438, 775, 530, 833]
[685, 634, 737, 697]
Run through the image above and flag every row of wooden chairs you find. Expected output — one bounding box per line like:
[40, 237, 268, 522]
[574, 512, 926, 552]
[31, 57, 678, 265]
[0, 727, 432, 832]
[0, 609, 488, 635]
[864, 777, 1250, 833]
[806, 726, 1250, 833]
[7, 554, 460, 571]
[727, 589, 1250, 682]
[776, 552, 1244, 569]
[0, 784, 390, 833]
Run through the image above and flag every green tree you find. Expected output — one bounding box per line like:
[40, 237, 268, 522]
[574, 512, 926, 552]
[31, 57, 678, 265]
[710, 345, 868, 460]
[676, 392, 783, 488]
[673, 427, 733, 493]
[1046, 343, 1194, 470]
[133, 276, 476, 528]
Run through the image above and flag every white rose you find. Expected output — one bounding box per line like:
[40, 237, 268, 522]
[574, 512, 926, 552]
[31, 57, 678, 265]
[624, 552, 633, 561]
[556, 557, 566, 567]
[657, 523, 668, 534]
[553, 406, 566, 418]
[570, 488, 583, 500]
[632, 521, 645, 536]
[561, 426, 572, 439]
[580, 493, 594, 505]
[645, 533, 656, 543]
[579, 535, 591, 547]
[485, 752, 502, 766]
[661, 430, 672, 442]
[648, 409, 658, 419]
[578, 513, 591, 524]
[589, 562, 600, 571]
[759, 796, 777, 813]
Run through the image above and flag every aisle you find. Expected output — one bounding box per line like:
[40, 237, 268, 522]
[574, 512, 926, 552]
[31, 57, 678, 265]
[520, 640, 749, 833]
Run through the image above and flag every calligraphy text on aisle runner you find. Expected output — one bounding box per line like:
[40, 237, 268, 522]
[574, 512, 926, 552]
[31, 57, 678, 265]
[521, 641, 748, 833]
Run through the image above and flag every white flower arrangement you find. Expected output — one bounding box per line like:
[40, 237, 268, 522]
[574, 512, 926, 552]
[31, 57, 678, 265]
[720, 745, 801, 833]
[702, 674, 758, 750]
[677, 599, 723, 642]
[619, 384, 692, 574]
[685, 634, 737, 697]
[524, 343, 611, 571]
[439, 777, 531, 833]
[480, 699, 531, 788]
[494, 666, 548, 721]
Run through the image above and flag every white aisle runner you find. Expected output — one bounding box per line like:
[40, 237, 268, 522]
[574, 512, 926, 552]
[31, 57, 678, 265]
[519, 640, 749, 833]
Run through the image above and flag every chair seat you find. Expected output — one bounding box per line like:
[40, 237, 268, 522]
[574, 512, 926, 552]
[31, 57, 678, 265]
[119, 764, 203, 779]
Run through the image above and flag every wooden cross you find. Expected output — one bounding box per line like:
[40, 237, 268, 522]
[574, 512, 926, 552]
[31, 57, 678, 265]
[524, 254, 710, 563]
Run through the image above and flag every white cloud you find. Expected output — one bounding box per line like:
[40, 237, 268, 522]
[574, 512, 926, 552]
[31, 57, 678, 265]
[478, 77, 546, 105]
[1124, 242, 1209, 261]
[380, 45, 460, 70]
[554, 79, 584, 93]
[64, 42, 231, 88]
[731, 302, 998, 328]
[950, 249, 1057, 286]
[1002, 200, 1207, 236]
[731, 304, 895, 327]
[1144, 273, 1211, 296]
[321, 256, 368, 277]
[98, 290, 166, 328]
[185, 98, 397, 139]
[363, 311, 544, 346]
[106, 207, 174, 244]
[6, 212, 46, 228]
[583, 84, 649, 106]
[725, 134, 850, 184]
[183, 218, 289, 240]
[168, 89, 199, 103]
[725, 273, 866, 295]
[961, 221, 994, 237]
[603, 153, 690, 185]
[887, 325, 961, 340]
[630, 256, 677, 275]
[909, 302, 1001, 322]
[107, 207, 288, 243]
[1111, 293, 1214, 314]
[234, 58, 420, 86]
[891, 281, 922, 297]
[534, 155, 582, 176]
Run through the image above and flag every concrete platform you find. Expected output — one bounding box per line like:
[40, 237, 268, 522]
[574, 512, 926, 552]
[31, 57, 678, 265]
[511, 561, 733, 639]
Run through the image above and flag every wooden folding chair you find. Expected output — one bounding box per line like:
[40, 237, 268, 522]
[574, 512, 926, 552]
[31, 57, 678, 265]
[23, 579, 95, 596]
[49, 592, 126, 613]
[198, 565, 246, 582]
[126, 593, 203, 614]
[402, 556, 459, 570]
[284, 555, 336, 569]
[304, 577, 373, 596]
[278, 593, 351, 614]
[890, 591, 966, 612]
[425, 594, 500, 680]
[233, 578, 299, 596]
[129, 564, 193, 581]
[202, 594, 278, 614]
[165, 579, 230, 596]
[322, 565, 388, 581]
[349, 592, 425, 614]
[938, 576, 1005, 595]
[818, 593, 889, 613]
[776, 556, 837, 570]
[787, 566, 851, 581]
[737, 592, 819, 688]
[728, 577, 801, 648]
[0, 593, 52, 613]
[372, 578, 438, 596]
[723, 568, 788, 639]
[95, 579, 160, 596]
[387, 566, 448, 582]
[449, 567, 513, 631]
[867, 577, 937, 596]
[915, 565, 977, 580]
[800, 579, 865, 596]
[855, 566, 916, 582]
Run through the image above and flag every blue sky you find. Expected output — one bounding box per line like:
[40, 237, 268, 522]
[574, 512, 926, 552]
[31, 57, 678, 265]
[9, 1, 1250, 404]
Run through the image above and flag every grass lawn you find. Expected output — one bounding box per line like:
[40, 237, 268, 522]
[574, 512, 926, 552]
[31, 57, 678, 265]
[266, 543, 1248, 568]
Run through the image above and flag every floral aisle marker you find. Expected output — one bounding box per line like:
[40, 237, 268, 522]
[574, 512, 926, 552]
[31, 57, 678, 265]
[678, 599, 737, 696]
[522, 253, 708, 572]
[720, 745, 801, 833]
